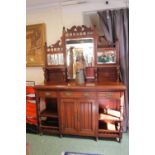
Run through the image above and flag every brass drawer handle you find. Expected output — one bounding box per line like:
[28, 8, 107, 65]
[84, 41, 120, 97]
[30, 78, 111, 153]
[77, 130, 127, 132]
[101, 93, 112, 98]
[65, 92, 71, 96]
[106, 93, 112, 97]
[83, 93, 89, 97]
[45, 92, 51, 96]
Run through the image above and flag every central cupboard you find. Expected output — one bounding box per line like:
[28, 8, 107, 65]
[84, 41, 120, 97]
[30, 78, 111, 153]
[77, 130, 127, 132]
[60, 97, 96, 136]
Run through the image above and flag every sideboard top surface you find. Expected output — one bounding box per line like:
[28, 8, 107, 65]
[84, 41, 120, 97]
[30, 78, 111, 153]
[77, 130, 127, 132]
[34, 82, 126, 91]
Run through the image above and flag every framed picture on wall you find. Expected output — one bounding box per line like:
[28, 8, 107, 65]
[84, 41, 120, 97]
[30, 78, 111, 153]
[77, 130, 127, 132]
[97, 48, 116, 64]
[26, 23, 46, 67]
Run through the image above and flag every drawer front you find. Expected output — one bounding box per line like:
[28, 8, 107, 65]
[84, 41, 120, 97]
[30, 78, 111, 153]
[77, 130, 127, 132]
[38, 91, 57, 98]
[60, 91, 96, 98]
[97, 92, 120, 99]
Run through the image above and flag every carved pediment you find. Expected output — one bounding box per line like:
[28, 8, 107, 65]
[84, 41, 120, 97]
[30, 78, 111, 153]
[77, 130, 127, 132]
[63, 25, 95, 37]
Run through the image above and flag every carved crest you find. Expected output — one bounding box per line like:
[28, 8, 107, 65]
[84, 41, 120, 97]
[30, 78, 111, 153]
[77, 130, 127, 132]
[63, 25, 95, 37]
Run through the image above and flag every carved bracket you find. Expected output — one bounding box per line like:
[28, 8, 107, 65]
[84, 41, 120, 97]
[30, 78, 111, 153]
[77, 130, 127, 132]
[46, 40, 64, 52]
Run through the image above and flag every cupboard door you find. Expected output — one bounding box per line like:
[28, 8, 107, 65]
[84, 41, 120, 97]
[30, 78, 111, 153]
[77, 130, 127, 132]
[77, 99, 96, 136]
[60, 99, 78, 134]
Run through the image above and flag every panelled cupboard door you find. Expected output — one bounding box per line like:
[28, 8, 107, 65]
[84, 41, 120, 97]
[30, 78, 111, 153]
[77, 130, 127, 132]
[60, 99, 97, 136]
[60, 99, 78, 134]
[77, 99, 96, 136]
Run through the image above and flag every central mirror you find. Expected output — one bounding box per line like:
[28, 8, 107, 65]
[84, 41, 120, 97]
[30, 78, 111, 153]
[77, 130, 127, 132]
[66, 38, 94, 80]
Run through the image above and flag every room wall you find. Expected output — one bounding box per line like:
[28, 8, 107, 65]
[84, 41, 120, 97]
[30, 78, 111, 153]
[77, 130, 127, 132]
[26, 0, 128, 84]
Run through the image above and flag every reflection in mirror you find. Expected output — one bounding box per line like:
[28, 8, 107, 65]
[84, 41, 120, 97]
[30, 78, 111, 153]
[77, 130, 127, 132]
[97, 49, 116, 64]
[47, 53, 64, 65]
[66, 38, 94, 79]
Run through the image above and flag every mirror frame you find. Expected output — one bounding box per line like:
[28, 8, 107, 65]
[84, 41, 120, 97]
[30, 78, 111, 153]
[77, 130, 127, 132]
[62, 25, 97, 81]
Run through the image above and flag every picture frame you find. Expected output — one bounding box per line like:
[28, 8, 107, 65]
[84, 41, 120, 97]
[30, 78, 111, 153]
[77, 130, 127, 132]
[26, 23, 46, 67]
[97, 48, 117, 64]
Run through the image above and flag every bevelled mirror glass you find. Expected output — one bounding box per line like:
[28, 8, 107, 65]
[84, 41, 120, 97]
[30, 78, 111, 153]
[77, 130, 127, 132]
[66, 38, 94, 79]
[47, 53, 64, 65]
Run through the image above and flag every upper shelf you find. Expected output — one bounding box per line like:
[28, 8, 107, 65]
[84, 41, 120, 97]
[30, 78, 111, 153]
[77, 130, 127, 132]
[45, 40, 65, 67]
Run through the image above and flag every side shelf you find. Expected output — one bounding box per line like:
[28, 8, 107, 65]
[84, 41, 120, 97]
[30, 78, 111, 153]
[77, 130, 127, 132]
[37, 95, 60, 135]
[40, 110, 58, 118]
[97, 91, 124, 141]
[98, 120, 121, 139]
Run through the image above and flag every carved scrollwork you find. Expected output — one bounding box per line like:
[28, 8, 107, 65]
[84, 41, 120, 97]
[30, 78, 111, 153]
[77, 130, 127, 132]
[46, 40, 63, 52]
[52, 40, 61, 47]
[63, 25, 95, 37]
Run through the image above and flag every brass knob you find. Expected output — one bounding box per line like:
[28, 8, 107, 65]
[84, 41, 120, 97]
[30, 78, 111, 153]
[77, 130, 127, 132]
[45, 92, 51, 96]
[106, 93, 112, 97]
[83, 93, 89, 97]
[65, 92, 71, 96]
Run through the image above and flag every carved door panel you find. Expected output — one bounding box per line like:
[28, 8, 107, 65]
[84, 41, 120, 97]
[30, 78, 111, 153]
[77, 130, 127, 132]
[60, 99, 78, 134]
[77, 99, 96, 136]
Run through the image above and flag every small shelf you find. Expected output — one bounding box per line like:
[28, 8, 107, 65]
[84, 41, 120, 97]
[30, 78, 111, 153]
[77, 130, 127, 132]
[98, 132, 120, 138]
[40, 110, 58, 118]
[99, 113, 120, 122]
[41, 117, 59, 128]
[41, 125, 59, 129]
[98, 120, 120, 132]
[98, 121, 120, 138]
[41, 128, 59, 135]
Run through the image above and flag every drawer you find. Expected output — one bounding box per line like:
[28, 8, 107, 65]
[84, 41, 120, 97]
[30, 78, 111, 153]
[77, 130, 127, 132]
[60, 91, 96, 98]
[97, 92, 120, 99]
[38, 91, 57, 98]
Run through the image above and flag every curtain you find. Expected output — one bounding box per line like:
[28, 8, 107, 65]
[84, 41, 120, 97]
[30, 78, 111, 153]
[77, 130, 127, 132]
[98, 9, 129, 132]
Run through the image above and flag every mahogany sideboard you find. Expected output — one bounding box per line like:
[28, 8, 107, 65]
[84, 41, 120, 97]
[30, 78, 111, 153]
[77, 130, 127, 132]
[35, 82, 126, 142]
[34, 25, 127, 142]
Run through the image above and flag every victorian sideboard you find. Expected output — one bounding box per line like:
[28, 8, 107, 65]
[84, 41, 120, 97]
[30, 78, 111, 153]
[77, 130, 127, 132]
[34, 25, 126, 142]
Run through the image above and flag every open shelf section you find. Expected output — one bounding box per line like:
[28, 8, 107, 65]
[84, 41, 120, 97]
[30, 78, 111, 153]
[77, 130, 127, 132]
[41, 117, 59, 128]
[41, 128, 59, 134]
[38, 97, 60, 135]
[98, 120, 121, 133]
[40, 110, 58, 118]
[98, 120, 120, 138]
[98, 132, 120, 138]
[99, 113, 120, 122]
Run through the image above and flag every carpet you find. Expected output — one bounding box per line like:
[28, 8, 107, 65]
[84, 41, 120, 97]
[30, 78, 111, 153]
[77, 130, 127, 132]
[62, 152, 103, 155]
